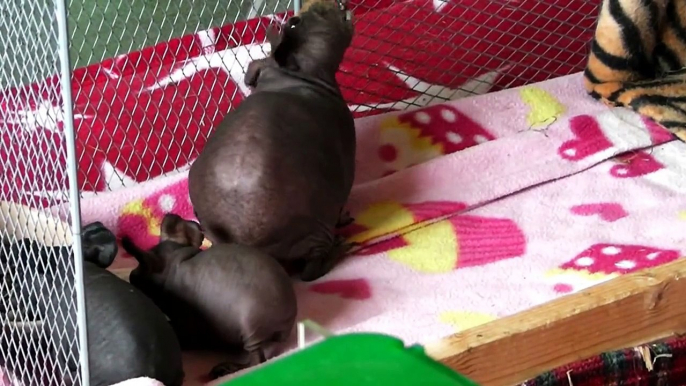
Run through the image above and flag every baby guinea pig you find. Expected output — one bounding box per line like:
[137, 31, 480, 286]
[121, 213, 298, 378]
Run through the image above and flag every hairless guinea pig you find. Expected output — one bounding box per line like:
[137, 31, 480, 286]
[121, 213, 298, 379]
[0, 222, 184, 386]
[188, 0, 357, 282]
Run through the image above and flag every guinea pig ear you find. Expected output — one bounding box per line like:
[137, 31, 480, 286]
[183, 220, 204, 249]
[160, 213, 187, 242]
[120, 237, 163, 273]
[161, 213, 205, 248]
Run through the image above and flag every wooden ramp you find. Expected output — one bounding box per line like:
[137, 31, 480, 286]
[423, 258, 686, 386]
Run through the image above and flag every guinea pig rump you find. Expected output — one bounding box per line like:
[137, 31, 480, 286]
[177, 244, 297, 378]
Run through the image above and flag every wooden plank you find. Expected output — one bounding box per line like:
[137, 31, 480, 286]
[423, 257, 686, 386]
[0, 200, 72, 246]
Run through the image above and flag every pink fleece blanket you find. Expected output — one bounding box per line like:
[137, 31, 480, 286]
[71, 72, 686, 385]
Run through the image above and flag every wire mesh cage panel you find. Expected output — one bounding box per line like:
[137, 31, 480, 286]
[32, 0, 600, 195]
[341, 0, 600, 111]
[0, 0, 603, 383]
[67, 0, 293, 193]
[67, 0, 293, 69]
[0, 0, 87, 385]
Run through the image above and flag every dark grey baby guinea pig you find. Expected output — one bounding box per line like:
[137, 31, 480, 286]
[188, 0, 357, 282]
[58, 261, 185, 386]
[0, 222, 184, 386]
[121, 213, 298, 379]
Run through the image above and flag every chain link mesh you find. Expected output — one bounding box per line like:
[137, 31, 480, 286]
[340, 0, 599, 111]
[0, 0, 601, 381]
[68, 0, 290, 69]
[68, 0, 291, 192]
[0, 0, 84, 385]
[64, 0, 599, 194]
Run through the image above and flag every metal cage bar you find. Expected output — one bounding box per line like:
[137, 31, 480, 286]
[55, 0, 90, 382]
[0, 0, 88, 383]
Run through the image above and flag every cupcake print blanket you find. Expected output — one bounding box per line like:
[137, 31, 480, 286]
[72, 72, 686, 384]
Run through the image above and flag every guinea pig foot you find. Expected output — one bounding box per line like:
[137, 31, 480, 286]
[209, 361, 248, 379]
[338, 238, 358, 253]
[81, 222, 118, 269]
[335, 211, 355, 228]
[280, 259, 307, 277]
[299, 236, 353, 282]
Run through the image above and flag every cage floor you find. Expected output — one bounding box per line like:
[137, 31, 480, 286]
[85, 71, 686, 385]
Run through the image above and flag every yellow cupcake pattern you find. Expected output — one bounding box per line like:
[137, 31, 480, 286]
[520, 86, 566, 128]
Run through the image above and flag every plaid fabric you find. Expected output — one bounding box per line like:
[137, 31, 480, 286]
[523, 337, 686, 386]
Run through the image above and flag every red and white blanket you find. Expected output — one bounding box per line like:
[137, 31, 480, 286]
[0, 0, 596, 209]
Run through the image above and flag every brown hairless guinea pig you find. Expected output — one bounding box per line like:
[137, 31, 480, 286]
[120, 213, 297, 379]
[188, 0, 356, 282]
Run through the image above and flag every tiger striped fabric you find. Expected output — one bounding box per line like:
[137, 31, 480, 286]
[584, 0, 686, 141]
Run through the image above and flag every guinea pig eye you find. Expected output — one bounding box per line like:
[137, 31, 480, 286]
[286, 16, 300, 28]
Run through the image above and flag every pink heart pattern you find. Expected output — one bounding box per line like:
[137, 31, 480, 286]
[610, 151, 664, 178]
[643, 117, 675, 144]
[558, 115, 613, 161]
[309, 279, 372, 300]
[570, 203, 628, 222]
